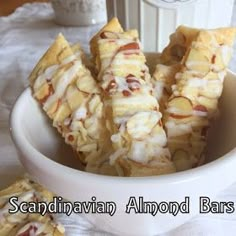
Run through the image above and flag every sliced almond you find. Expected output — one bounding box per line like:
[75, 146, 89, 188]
[53, 102, 71, 123]
[79, 143, 97, 152]
[172, 149, 192, 171]
[76, 73, 100, 94]
[34, 83, 52, 103]
[185, 47, 211, 73]
[88, 95, 102, 114]
[100, 31, 119, 39]
[197, 96, 218, 113]
[168, 96, 193, 111]
[87, 124, 100, 140]
[167, 96, 193, 118]
[84, 116, 100, 139]
[76, 132, 87, 147]
[66, 85, 85, 111]
[46, 99, 61, 119]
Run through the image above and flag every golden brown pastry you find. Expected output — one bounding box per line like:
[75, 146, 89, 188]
[91, 20, 176, 176]
[151, 26, 200, 112]
[29, 33, 117, 176]
[161, 25, 200, 65]
[29, 20, 236, 176]
[163, 27, 236, 171]
[152, 63, 181, 112]
[0, 178, 64, 236]
[90, 17, 124, 69]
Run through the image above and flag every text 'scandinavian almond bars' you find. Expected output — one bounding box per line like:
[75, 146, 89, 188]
[163, 28, 236, 171]
[0, 178, 64, 236]
[29, 34, 117, 176]
[91, 19, 176, 176]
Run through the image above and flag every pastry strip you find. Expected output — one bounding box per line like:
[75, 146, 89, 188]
[0, 178, 64, 236]
[29, 34, 116, 176]
[90, 17, 124, 69]
[152, 26, 200, 112]
[92, 24, 176, 176]
[163, 28, 236, 171]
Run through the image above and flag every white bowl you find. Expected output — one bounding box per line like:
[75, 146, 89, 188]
[10, 55, 236, 235]
[51, 0, 107, 26]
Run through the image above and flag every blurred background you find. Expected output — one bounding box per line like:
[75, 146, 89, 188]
[1, 0, 235, 52]
[0, 0, 47, 15]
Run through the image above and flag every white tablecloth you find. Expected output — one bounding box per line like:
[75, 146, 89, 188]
[0, 3, 236, 236]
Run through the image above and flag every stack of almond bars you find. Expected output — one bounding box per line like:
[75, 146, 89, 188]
[29, 18, 236, 177]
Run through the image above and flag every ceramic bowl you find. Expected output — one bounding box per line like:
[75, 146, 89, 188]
[51, 0, 107, 26]
[10, 54, 236, 235]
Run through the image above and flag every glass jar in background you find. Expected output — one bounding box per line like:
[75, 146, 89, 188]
[51, 0, 107, 26]
[106, 0, 235, 52]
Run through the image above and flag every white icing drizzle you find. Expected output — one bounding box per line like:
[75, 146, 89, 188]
[153, 81, 165, 101]
[61, 54, 77, 65]
[34, 54, 78, 92]
[126, 111, 162, 140]
[111, 133, 121, 143]
[114, 76, 129, 91]
[112, 58, 143, 66]
[192, 110, 208, 117]
[99, 34, 171, 167]
[186, 78, 208, 87]
[33, 64, 59, 91]
[129, 141, 148, 163]
[166, 107, 192, 116]
[73, 106, 87, 120]
[43, 60, 81, 110]
[165, 121, 192, 137]
[63, 117, 71, 126]
[148, 132, 167, 147]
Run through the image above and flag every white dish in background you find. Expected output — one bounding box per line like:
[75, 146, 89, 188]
[51, 0, 107, 26]
[10, 54, 236, 235]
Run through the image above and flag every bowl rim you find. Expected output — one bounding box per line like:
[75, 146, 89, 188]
[10, 70, 236, 185]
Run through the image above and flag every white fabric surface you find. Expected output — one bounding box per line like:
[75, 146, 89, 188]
[0, 3, 236, 236]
